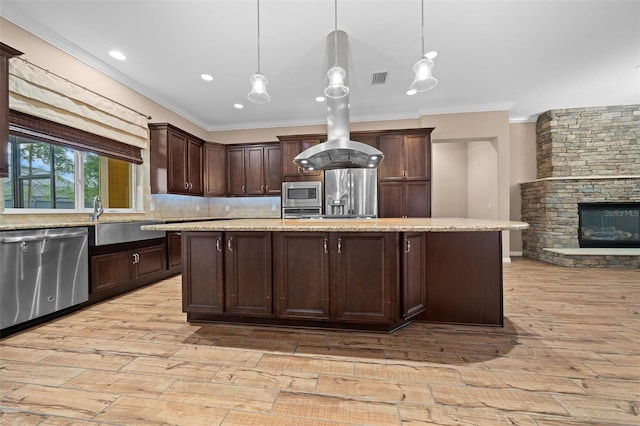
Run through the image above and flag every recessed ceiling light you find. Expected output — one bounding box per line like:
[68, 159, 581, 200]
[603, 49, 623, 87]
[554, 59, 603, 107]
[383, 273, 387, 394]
[201, 73, 213, 82]
[315, 96, 325, 102]
[108, 50, 126, 61]
[234, 103, 244, 109]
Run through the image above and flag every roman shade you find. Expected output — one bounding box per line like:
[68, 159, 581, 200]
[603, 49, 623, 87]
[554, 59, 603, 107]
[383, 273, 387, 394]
[8, 58, 149, 150]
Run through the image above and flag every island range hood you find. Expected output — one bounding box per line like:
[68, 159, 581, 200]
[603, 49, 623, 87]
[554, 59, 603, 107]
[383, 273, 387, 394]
[294, 31, 384, 171]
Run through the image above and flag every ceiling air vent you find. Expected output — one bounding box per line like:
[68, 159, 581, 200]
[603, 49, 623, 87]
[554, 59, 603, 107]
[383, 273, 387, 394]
[371, 71, 388, 85]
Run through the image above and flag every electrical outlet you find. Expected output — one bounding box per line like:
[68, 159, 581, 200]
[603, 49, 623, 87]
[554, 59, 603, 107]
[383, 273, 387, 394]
[272, 204, 277, 211]
[196, 205, 200, 212]
[150, 202, 155, 212]
[225, 205, 230, 212]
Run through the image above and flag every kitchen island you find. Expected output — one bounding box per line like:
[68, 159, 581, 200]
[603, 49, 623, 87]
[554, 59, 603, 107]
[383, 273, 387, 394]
[142, 218, 528, 332]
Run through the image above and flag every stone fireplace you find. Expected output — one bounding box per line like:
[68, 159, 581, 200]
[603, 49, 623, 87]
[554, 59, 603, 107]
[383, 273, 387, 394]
[521, 105, 639, 268]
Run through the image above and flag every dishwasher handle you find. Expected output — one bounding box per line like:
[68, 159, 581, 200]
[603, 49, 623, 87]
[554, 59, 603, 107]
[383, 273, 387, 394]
[0, 230, 87, 244]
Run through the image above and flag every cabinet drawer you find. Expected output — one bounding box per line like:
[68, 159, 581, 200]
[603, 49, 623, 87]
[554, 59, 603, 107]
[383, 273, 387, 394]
[91, 251, 134, 293]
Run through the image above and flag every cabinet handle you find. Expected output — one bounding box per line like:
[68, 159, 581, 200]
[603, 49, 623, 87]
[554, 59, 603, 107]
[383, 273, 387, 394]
[216, 238, 222, 252]
[242, 185, 245, 193]
[265, 185, 269, 192]
[261, 185, 264, 192]
[132, 253, 139, 264]
[337, 237, 342, 254]
[323, 238, 328, 254]
[405, 239, 411, 253]
[189, 182, 193, 190]
[184, 182, 189, 189]
[227, 237, 233, 251]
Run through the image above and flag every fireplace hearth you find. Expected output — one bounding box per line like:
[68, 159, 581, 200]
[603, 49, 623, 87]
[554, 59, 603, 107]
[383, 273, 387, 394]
[579, 203, 640, 248]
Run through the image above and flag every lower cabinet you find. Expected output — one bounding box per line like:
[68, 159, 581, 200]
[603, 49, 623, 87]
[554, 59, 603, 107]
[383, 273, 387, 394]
[167, 231, 182, 272]
[401, 232, 427, 319]
[275, 232, 398, 324]
[90, 240, 167, 302]
[182, 231, 273, 317]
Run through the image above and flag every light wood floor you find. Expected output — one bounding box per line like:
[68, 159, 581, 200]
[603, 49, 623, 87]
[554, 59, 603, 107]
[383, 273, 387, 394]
[1, 258, 638, 425]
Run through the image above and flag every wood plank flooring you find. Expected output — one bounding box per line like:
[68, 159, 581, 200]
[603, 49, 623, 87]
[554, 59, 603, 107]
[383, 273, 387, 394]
[1, 257, 638, 425]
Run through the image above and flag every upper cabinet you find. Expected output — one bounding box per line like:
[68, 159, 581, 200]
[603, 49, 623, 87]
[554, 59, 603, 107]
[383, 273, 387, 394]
[149, 123, 204, 196]
[227, 143, 281, 196]
[1, 43, 23, 178]
[203, 143, 226, 197]
[378, 130, 433, 181]
[278, 135, 323, 181]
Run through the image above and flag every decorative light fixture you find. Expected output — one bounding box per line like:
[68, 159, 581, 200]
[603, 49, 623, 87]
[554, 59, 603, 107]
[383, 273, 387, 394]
[324, 0, 349, 99]
[408, 0, 438, 95]
[247, 0, 271, 103]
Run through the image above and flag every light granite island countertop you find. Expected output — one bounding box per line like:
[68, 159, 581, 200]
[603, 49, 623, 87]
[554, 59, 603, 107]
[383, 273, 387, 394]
[144, 217, 529, 332]
[140, 217, 529, 233]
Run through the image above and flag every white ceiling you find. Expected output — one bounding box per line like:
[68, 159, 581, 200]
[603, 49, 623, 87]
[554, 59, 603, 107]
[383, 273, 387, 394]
[2, 0, 639, 131]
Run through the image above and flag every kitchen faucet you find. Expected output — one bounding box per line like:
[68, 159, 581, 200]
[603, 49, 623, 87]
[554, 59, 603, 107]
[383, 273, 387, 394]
[91, 196, 104, 221]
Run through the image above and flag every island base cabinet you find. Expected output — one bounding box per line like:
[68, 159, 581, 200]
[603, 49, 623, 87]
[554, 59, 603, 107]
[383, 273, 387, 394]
[330, 233, 397, 324]
[224, 232, 273, 317]
[273, 233, 330, 320]
[274, 232, 398, 325]
[418, 231, 503, 326]
[182, 232, 224, 314]
[401, 232, 427, 320]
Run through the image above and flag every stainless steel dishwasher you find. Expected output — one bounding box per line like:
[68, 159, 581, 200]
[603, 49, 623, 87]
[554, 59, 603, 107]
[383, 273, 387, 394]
[0, 227, 89, 331]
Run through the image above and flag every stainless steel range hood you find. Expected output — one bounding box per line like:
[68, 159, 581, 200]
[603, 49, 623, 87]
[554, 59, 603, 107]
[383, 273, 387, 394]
[294, 31, 384, 171]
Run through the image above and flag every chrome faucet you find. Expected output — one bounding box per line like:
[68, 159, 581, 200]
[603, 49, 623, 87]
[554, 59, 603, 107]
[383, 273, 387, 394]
[91, 196, 104, 221]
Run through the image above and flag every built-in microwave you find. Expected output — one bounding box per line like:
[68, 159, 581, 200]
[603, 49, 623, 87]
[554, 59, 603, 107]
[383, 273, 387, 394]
[281, 181, 322, 208]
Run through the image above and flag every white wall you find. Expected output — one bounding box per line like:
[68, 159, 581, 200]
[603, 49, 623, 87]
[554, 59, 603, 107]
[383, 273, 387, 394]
[467, 140, 499, 220]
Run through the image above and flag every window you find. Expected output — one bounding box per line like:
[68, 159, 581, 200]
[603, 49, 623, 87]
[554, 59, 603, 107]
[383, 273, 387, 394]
[4, 135, 135, 211]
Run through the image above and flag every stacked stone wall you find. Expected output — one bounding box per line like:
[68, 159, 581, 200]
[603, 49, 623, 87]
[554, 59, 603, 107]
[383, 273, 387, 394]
[522, 104, 639, 268]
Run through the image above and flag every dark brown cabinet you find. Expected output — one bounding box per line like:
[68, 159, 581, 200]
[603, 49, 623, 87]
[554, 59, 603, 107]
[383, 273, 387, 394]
[278, 136, 323, 180]
[378, 132, 431, 181]
[273, 233, 331, 320]
[90, 243, 167, 297]
[1, 43, 23, 178]
[401, 232, 427, 320]
[167, 231, 182, 272]
[203, 143, 226, 196]
[224, 232, 273, 316]
[149, 123, 204, 196]
[274, 232, 397, 324]
[227, 143, 281, 195]
[182, 232, 224, 313]
[379, 181, 431, 218]
[181, 231, 273, 316]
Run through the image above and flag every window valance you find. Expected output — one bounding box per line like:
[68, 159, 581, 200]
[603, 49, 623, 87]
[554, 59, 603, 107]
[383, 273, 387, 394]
[8, 58, 149, 150]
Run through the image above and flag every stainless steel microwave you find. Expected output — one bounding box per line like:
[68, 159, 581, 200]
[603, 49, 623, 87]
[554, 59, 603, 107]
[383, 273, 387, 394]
[281, 181, 322, 208]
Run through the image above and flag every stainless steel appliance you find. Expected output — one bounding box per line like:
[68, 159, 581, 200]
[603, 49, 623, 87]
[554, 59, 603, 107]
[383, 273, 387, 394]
[0, 227, 89, 331]
[325, 168, 378, 218]
[282, 181, 323, 218]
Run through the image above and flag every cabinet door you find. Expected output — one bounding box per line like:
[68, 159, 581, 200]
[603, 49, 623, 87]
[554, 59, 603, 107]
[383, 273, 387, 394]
[280, 139, 321, 178]
[167, 232, 182, 270]
[187, 139, 203, 195]
[402, 232, 427, 320]
[378, 182, 404, 218]
[404, 134, 429, 180]
[245, 146, 265, 194]
[204, 143, 227, 196]
[330, 233, 396, 323]
[378, 135, 404, 180]
[264, 145, 282, 194]
[273, 232, 330, 320]
[225, 232, 273, 316]
[135, 244, 167, 279]
[182, 232, 224, 313]
[167, 130, 188, 193]
[227, 147, 246, 195]
[404, 181, 431, 218]
[91, 251, 135, 294]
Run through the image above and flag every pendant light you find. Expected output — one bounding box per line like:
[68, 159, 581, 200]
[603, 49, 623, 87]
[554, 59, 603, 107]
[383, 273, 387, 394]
[408, 0, 438, 95]
[324, 0, 349, 99]
[248, 0, 270, 103]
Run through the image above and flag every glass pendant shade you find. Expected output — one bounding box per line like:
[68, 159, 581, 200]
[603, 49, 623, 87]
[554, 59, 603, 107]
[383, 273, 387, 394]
[247, 73, 271, 103]
[409, 57, 437, 92]
[324, 66, 349, 98]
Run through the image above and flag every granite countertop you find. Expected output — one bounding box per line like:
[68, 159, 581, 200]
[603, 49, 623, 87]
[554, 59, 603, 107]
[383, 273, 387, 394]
[140, 218, 529, 232]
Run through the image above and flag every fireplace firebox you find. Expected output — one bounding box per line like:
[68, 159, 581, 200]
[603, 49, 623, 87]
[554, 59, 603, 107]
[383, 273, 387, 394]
[578, 203, 640, 248]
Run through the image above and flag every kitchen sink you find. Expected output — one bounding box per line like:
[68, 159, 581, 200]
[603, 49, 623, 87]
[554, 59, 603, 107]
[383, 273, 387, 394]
[91, 220, 166, 246]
